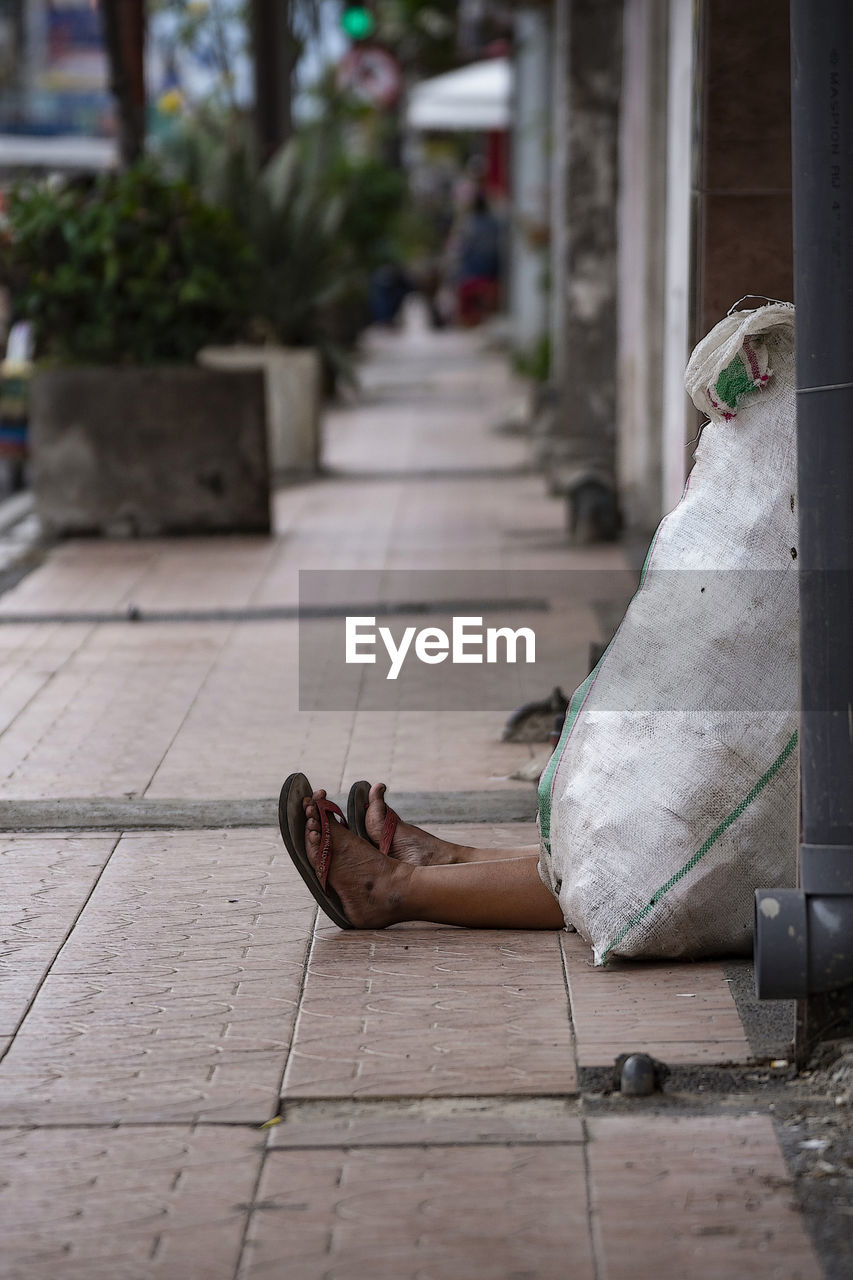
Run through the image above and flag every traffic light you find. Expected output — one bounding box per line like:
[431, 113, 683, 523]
[340, 6, 376, 41]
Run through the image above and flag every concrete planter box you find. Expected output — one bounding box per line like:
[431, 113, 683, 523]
[30, 366, 270, 537]
[198, 345, 321, 476]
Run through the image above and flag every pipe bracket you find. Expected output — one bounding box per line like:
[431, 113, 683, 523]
[800, 844, 853, 894]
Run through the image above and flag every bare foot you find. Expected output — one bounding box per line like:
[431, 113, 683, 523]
[363, 782, 473, 866]
[303, 792, 413, 928]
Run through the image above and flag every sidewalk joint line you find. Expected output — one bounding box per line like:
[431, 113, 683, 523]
[0, 831, 122, 1067]
[580, 1111, 606, 1280]
[0, 596, 551, 626]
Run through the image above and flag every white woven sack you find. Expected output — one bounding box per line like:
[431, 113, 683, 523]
[537, 303, 799, 962]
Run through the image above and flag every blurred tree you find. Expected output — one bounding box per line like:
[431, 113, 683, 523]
[100, 0, 147, 167]
[375, 0, 458, 75]
[249, 0, 295, 162]
[249, 0, 321, 166]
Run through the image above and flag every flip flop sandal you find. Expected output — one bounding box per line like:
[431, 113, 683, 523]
[347, 779, 400, 857]
[278, 772, 353, 929]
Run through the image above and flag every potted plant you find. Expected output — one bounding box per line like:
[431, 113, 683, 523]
[189, 136, 339, 476]
[0, 165, 271, 536]
[160, 110, 405, 474]
[158, 122, 350, 477]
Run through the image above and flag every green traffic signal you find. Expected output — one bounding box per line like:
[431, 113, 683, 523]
[341, 6, 376, 40]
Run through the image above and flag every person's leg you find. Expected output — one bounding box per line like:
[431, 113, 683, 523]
[303, 795, 563, 931]
[355, 782, 539, 866]
[405, 856, 564, 929]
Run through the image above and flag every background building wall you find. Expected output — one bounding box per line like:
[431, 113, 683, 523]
[693, 0, 793, 340]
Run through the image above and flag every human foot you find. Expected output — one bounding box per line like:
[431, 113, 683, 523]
[360, 782, 473, 866]
[303, 791, 413, 928]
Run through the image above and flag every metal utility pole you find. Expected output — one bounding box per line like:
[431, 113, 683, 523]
[791, 0, 853, 1061]
[249, 0, 295, 166]
[100, 0, 147, 167]
[754, 0, 853, 1064]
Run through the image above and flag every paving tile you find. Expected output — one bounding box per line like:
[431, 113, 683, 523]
[0, 541, 159, 615]
[116, 538, 278, 612]
[283, 929, 576, 1097]
[0, 624, 233, 799]
[0, 1125, 263, 1280]
[0, 830, 315, 1123]
[561, 932, 751, 1066]
[0, 538, 278, 617]
[416, 821, 539, 850]
[242, 1144, 594, 1279]
[143, 624, 538, 796]
[0, 833, 117, 1033]
[587, 1114, 821, 1279]
[270, 1108, 584, 1148]
[0, 624, 94, 735]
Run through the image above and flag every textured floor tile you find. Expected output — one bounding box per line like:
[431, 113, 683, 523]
[561, 932, 751, 1066]
[270, 1109, 584, 1148]
[0, 624, 94, 735]
[242, 1144, 593, 1279]
[0, 624, 233, 799]
[587, 1115, 821, 1279]
[0, 538, 278, 617]
[415, 822, 539, 851]
[0, 834, 117, 1033]
[0, 830, 315, 1123]
[114, 538, 278, 612]
[0, 1125, 263, 1280]
[283, 929, 576, 1097]
[0, 541, 159, 615]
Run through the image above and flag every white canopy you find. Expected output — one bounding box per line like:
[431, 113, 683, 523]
[406, 58, 511, 131]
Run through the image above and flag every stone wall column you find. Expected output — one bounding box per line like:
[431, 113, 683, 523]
[548, 0, 624, 541]
[616, 0, 669, 533]
[510, 5, 552, 359]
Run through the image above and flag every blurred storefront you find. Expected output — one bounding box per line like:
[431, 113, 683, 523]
[0, 0, 117, 172]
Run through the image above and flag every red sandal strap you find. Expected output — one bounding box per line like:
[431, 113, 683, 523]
[315, 798, 348, 891]
[379, 806, 399, 858]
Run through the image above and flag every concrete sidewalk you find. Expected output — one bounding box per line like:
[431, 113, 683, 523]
[0, 315, 837, 1278]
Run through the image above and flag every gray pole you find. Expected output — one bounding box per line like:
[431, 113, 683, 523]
[791, 0, 853, 1060]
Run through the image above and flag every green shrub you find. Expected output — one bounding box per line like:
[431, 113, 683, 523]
[513, 334, 552, 385]
[0, 166, 257, 364]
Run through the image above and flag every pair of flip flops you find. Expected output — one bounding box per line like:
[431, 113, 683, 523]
[277, 774, 400, 928]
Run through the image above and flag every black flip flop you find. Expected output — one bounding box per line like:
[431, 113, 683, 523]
[278, 772, 353, 929]
[346, 779, 400, 856]
[347, 779, 372, 840]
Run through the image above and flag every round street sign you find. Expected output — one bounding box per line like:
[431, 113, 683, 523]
[336, 46, 403, 109]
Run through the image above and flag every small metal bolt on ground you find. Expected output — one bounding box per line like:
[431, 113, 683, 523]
[613, 1053, 670, 1097]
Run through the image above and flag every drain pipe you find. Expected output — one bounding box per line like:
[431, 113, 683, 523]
[753, 0, 853, 1059]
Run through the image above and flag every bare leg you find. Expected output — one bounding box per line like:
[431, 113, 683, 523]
[303, 796, 563, 930]
[405, 857, 564, 929]
[360, 782, 539, 866]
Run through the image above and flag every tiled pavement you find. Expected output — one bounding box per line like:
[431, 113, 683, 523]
[0, 316, 823, 1277]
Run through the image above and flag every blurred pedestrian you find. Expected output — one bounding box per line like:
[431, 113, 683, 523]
[455, 190, 502, 327]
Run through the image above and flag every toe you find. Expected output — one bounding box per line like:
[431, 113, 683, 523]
[368, 781, 387, 809]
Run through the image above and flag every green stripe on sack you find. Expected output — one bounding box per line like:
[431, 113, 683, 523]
[598, 729, 799, 964]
